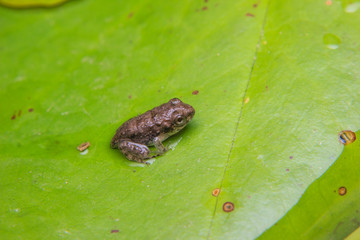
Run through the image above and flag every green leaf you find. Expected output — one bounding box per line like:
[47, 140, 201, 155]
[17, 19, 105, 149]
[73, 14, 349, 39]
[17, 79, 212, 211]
[0, 0, 68, 8]
[0, 0, 360, 239]
[258, 131, 360, 240]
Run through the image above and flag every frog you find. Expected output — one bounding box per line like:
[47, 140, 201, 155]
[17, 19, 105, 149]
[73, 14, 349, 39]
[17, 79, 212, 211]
[111, 98, 195, 163]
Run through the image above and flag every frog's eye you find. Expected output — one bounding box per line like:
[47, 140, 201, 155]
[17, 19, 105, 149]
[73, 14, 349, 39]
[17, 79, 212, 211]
[175, 116, 185, 125]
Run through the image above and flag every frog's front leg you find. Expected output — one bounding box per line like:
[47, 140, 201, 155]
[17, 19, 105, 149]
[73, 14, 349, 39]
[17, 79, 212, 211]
[152, 137, 168, 156]
[118, 140, 151, 163]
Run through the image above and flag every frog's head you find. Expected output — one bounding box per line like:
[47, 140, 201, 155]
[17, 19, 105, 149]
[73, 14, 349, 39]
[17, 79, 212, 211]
[164, 98, 195, 134]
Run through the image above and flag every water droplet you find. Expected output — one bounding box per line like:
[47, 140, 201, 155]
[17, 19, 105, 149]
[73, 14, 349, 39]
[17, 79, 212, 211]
[323, 33, 341, 49]
[338, 130, 356, 145]
[223, 202, 234, 212]
[168, 138, 183, 151]
[80, 149, 88, 155]
[145, 159, 155, 165]
[343, 1, 360, 13]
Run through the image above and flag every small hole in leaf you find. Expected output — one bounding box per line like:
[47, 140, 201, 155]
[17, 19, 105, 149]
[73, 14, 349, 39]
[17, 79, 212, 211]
[223, 202, 234, 212]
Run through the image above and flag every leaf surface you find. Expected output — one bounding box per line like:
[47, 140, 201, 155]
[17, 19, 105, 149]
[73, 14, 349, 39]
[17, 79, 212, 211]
[0, 0, 360, 239]
[259, 131, 360, 240]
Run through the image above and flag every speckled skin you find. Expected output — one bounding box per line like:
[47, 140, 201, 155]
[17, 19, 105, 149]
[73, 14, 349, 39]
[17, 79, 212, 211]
[111, 98, 195, 162]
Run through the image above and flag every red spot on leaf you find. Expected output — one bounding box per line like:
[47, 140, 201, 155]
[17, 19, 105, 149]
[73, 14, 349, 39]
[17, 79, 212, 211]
[286, 168, 290, 172]
[289, 156, 293, 159]
[202, 6, 208, 11]
[253, 3, 258, 8]
[128, 95, 132, 99]
[246, 13, 255, 17]
[28, 108, 34, 112]
[192, 90, 199, 95]
[111, 230, 119, 233]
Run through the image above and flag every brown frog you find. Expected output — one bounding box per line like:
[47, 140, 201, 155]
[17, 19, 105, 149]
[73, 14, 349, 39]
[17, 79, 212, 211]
[111, 98, 195, 163]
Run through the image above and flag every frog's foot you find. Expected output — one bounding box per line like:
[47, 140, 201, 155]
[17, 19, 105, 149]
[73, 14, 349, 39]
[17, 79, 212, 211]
[119, 141, 151, 163]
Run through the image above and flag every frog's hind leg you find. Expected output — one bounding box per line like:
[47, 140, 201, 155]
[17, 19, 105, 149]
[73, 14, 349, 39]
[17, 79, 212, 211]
[118, 141, 151, 163]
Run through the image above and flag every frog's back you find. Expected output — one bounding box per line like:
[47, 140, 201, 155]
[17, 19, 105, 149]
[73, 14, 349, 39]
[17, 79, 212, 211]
[111, 98, 194, 149]
[110, 109, 159, 147]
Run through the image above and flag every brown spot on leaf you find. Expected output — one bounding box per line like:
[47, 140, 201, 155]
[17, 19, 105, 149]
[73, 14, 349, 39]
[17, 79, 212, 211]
[77, 142, 90, 152]
[202, 6, 208, 11]
[11, 114, 16, 120]
[223, 202, 234, 212]
[338, 186, 347, 196]
[192, 90, 199, 95]
[28, 108, 34, 112]
[128, 95, 132, 99]
[253, 3, 258, 8]
[18, 110, 22, 117]
[111, 230, 119, 233]
[212, 188, 220, 197]
[286, 168, 290, 172]
[204, 0, 208, 2]
[246, 13, 255, 17]
[128, 12, 133, 18]
[339, 130, 356, 145]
